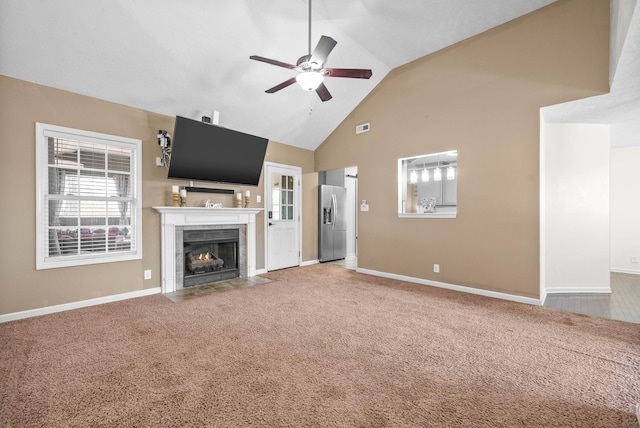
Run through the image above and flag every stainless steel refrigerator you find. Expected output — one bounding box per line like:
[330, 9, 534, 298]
[318, 185, 347, 262]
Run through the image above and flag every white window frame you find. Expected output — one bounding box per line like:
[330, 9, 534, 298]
[35, 123, 142, 269]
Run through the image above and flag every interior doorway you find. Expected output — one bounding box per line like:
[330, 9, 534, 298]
[318, 166, 358, 269]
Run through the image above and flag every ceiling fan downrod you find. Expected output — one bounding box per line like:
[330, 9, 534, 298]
[308, 0, 312, 56]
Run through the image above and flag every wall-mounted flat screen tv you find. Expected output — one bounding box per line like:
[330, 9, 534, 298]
[167, 116, 268, 186]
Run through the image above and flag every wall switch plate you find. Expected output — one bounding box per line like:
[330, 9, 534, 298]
[155, 157, 164, 166]
[433, 264, 440, 273]
[256, 195, 261, 203]
[144, 269, 151, 280]
[360, 200, 369, 211]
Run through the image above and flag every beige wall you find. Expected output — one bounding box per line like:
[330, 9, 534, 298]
[315, 0, 609, 299]
[0, 76, 316, 315]
[0, 0, 609, 314]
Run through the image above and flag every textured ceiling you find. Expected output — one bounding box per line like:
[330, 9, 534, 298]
[543, 0, 640, 148]
[0, 0, 561, 150]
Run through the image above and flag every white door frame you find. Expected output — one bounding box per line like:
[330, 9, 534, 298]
[264, 162, 302, 271]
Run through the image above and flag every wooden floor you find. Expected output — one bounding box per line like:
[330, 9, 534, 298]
[327, 257, 357, 270]
[544, 272, 640, 324]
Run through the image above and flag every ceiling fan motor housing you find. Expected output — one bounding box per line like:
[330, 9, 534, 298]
[296, 55, 322, 71]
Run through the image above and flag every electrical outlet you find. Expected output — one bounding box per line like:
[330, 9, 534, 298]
[155, 157, 164, 166]
[256, 195, 261, 203]
[434, 264, 440, 273]
[144, 270, 151, 280]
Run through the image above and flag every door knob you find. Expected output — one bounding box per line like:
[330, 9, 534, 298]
[268, 222, 274, 226]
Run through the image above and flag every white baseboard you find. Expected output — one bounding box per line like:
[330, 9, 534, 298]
[540, 288, 548, 306]
[255, 261, 316, 275]
[610, 268, 640, 275]
[545, 286, 612, 294]
[0, 287, 162, 323]
[356, 268, 542, 306]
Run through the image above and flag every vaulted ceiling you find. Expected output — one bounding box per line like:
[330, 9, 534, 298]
[1, 0, 564, 150]
[3, 1, 638, 150]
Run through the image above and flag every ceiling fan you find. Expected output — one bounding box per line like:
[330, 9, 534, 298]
[249, 0, 372, 102]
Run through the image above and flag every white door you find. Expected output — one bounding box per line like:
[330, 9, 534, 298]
[266, 163, 301, 271]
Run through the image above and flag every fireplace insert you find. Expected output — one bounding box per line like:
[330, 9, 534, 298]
[182, 228, 239, 287]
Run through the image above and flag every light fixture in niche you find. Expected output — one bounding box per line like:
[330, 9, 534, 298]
[447, 166, 455, 180]
[434, 166, 442, 181]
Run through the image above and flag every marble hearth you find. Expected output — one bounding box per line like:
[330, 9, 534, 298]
[153, 207, 262, 293]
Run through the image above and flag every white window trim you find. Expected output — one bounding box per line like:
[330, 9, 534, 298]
[35, 123, 142, 270]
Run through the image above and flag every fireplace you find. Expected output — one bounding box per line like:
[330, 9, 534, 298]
[153, 206, 260, 294]
[174, 224, 247, 290]
[183, 228, 239, 287]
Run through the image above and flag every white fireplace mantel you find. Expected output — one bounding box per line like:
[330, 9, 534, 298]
[153, 207, 263, 293]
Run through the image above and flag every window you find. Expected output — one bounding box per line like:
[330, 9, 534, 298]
[36, 123, 142, 269]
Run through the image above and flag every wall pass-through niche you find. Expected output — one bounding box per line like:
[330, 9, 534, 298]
[398, 150, 457, 218]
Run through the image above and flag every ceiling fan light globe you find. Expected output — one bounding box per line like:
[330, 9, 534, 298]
[296, 71, 324, 91]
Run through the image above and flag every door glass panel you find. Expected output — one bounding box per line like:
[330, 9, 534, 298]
[272, 174, 295, 221]
[271, 173, 281, 220]
[271, 173, 295, 221]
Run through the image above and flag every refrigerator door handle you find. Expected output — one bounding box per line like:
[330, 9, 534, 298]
[332, 194, 337, 230]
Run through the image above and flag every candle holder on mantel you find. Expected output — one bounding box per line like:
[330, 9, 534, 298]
[171, 185, 180, 207]
[244, 196, 250, 208]
[235, 193, 242, 208]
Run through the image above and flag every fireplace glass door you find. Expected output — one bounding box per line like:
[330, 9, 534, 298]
[182, 229, 239, 287]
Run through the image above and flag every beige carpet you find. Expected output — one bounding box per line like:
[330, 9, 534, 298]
[1, 264, 639, 427]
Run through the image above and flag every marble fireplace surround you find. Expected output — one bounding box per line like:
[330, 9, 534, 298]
[153, 207, 262, 293]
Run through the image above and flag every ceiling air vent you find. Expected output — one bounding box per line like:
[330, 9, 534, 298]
[355, 122, 370, 134]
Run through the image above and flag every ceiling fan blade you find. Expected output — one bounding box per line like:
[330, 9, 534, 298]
[265, 77, 297, 94]
[250, 55, 297, 70]
[325, 68, 373, 79]
[315, 82, 332, 102]
[310, 36, 337, 66]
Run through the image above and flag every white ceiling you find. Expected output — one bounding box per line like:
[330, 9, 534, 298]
[543, 0, 640, 148]
[3, 1, 637, 151]
[1, 0, 563, 150]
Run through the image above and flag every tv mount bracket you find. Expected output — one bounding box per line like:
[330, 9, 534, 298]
[157, 130, 172, 167]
